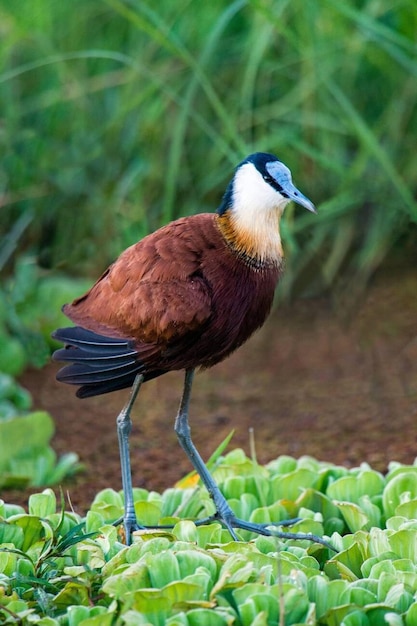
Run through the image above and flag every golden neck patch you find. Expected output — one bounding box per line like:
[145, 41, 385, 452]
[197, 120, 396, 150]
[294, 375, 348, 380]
[216, 211, 283, 269]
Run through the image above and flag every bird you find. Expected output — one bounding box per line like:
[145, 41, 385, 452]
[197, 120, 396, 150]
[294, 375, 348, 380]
[52, 152, 317, 545]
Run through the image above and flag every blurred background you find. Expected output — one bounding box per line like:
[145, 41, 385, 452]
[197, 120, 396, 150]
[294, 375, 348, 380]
[1, 0, 417, 502]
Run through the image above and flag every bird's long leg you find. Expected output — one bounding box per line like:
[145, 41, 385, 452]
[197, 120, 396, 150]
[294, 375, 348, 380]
[174, 369, 240, 540]
[175, 369, 334, 549]
[115, 373, 144, 545]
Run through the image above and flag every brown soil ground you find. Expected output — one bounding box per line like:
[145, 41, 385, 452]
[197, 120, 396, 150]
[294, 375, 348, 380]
[6, 266, 417, 515]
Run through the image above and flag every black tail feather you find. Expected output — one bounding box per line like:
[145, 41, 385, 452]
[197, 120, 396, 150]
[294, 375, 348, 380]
[52, 326, 161, 397]
[52, 326, 132, 350]
[55, 360, 143, 384]
[75, 375, 145, 398]
[53, 347, 137, 369]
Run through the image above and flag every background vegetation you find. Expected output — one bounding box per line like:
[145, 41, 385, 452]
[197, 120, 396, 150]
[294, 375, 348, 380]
[1, 3, 417, 623]
[1, 0, 416, 301]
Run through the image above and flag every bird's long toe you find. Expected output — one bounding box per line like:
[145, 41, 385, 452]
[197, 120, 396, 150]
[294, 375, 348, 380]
[204, 512, 334, 549]
[215, 513, 292, 539]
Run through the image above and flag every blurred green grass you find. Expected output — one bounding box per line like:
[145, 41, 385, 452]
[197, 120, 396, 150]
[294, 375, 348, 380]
[1, 0, 416, 297]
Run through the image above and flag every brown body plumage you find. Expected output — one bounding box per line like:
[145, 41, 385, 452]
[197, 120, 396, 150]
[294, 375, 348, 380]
[55, 213, 282, 397]
[53, 152, 318, 545]
[60, 213, 281, 393]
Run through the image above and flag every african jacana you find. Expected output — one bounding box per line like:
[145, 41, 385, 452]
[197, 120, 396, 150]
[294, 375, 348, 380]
[53, 152, 317, 545]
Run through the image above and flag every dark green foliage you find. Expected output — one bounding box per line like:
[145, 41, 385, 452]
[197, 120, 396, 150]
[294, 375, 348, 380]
[0, 256, 91, 373]
[0, 376, 81, 489]
[1, 0, 416, 294]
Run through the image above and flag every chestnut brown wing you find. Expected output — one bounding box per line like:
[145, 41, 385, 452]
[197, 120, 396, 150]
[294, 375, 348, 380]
[63, 217, 214, 346]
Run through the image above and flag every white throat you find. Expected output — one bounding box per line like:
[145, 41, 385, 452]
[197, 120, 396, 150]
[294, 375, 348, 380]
[230, 162, 289, 261]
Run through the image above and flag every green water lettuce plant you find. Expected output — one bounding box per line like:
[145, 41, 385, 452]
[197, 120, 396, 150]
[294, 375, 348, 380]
[3, 452, 417, 624]
[0, 374, 81, 488]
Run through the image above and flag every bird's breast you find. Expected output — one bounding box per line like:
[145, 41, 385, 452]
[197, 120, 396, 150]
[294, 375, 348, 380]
[189, 227, 282, 368]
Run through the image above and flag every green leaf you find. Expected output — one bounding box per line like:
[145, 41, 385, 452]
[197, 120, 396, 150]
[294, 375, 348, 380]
[270, 468, 318, 502]
[249, 501, 295, 527]
[406, 602, 417, 626]
[175, 549, 217, 582]
[340, 581, 378, 607]
[237, 592, 279, 626]
[147, 550, 181, 588]
[297, 487, 342, 521]
[134, 500, 162, 526]
[327, 469, 385, 504]
[28, 489, 57, 517]
[383, 472, 417, 519]
[336, 502, 371, 533]
[0, 520, 24, 547]
[67, 606, 91, 626]
[0, 411, 54, 470]
[338, 609, 369, 626]
[308, 576, 349, 619]
[186, 607, 235, 626]
[72, 607, 114, 626]
[389, 529, 417, 561]
[326, 540, 365, 580]
[129, 581, 204, 614]
[10, 515, 49, 552]
[0, 549, 19, 576]
[52, 581, 90, 610]
[266, 455, 298, 475]
[102, 561, 151, 598]
[384, 582, 413, 612]
[90, 489, 124, 521]
[395, 499, 417, 520]
[46, 452, 81, 485]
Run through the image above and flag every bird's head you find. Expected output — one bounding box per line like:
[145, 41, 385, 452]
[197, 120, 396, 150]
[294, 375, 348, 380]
[218, 152, 316, 217]
[216, 152, 316, 265]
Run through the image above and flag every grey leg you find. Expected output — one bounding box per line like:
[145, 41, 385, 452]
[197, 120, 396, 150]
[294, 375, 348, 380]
[174, 368, 240, 540]
[116, 373, 144, 544]
[174, 369, 335, 550]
